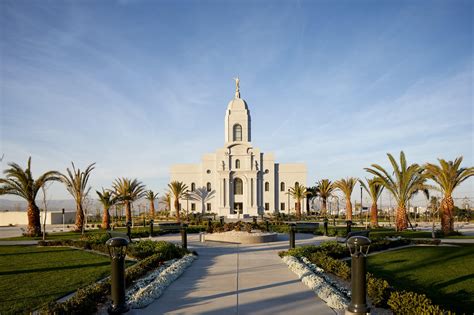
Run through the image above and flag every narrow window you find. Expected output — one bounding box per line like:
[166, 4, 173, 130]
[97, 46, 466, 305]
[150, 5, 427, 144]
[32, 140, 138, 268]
[234, 178, 243, 195]
[265, 203, 269, 211]
[235, 159, 240, 169]
[280, 203, 285, 210]
[265, 182, 269, 192]
[178, 203, 182, 211]
[207, 203, 212, 211]
[295, 182, 299, 187]
[280, 182, 285, 192]
[207, 182, 211, 191]
[191, 203, 196, 211]
[233, 124, 242, 141]
[191, 183, 195, 192]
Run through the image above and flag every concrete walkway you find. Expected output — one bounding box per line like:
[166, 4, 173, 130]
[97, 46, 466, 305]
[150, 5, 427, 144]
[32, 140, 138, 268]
[132, 234, 336, 315]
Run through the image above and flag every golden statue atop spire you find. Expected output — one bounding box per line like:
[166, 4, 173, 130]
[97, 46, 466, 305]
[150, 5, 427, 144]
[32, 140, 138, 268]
[233, 77, 240, 98]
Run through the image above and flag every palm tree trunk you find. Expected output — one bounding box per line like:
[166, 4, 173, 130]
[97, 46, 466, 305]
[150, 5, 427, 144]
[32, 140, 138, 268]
[175, 198, 181, 221]
[26, 201, 41, 236]
[75, 203, 84, 232]
[346, 200, 353, 221]
[322, 198, 327, 216]
[125, 201, 131, 223]
[102, 206, 110, 230]
[370, 203, 378, 227]
[150, 200, 156, 218]
[395, 205, 408, 231]
[441, 195, 454, 235]
[296, 200, 301, 219]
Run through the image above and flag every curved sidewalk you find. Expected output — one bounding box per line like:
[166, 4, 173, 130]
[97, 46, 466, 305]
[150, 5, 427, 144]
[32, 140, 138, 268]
[131, 234, 337, 315]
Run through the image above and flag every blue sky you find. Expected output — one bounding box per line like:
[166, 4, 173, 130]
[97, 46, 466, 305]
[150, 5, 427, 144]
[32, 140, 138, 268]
[1, 0, 473, 205]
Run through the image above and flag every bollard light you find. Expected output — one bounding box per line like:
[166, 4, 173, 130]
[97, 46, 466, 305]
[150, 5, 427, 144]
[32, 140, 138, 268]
[346, 236, 371, 315]
[106, 237, 129, 314]
[149, 219, 154, 237]
[252, 216, 257, 225]
[289, 223, 296, 249]
[181, 223, 188, 250]
[220, 216, 224, 226]
[323, 217, 329, 236]
[346, 220, 353, 235]
[126, 221, 132, 241]
[265, 219, 270, 232]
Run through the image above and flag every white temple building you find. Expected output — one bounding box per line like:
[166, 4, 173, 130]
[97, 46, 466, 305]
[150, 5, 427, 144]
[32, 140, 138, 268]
[170, 79, 307, 217]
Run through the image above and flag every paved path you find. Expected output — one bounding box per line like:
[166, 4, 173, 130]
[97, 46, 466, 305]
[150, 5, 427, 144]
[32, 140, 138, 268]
[131, 234, 337, 315]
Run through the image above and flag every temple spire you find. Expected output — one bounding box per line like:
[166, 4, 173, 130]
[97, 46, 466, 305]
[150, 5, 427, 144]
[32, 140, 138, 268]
[233, 77, 240, 98]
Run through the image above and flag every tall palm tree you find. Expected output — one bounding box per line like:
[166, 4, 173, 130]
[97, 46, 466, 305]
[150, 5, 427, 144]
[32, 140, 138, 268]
[168, 181, 188, 221]
[60, 162, 95, 232]
[159, 192, 171, 211]
[288, 183, 309, 220]
[96, 189, 118, 230]
[189, 187, 216, 215]
[0, 157, 61, 236]
[424, 157, 474, 235]
[333, 177, 358, 221]
[112, 178, 146, 223]
[305, 185, 317, 215]
[144, 190, 159, 218]
[359, 178, 384, 227]
[365, 151, 427, 231]
[315, 179, 335, 216]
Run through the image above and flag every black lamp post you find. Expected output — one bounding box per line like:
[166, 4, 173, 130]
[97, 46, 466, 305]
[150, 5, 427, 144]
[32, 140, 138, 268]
[106, 237, 129, 314]
[289, 223, 296, 249]
[287, 189, 290, 217]
[181, 223, 188, 250]
[346, 236, 371, 315]
[149, 219, 154, 237]
[126, 221, 132, 241]
[346, 220, 352, 235]
[323, 217, 329, 236]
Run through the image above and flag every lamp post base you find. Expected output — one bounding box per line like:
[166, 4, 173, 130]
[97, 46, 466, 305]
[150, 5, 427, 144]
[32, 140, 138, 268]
[108, 304, 129, 314]
[345, 309, 370, 315]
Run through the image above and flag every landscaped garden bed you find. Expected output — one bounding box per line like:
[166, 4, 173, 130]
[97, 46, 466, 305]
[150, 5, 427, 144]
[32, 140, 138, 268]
[278, 239, 465, 314]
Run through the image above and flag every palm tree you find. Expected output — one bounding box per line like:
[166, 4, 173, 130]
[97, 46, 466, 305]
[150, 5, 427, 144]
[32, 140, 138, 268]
[288, 183, 309, 220]
[60, 162, 95, 232]
[333, 177, 358, 221]
[305, 185, 317, 215]
[189, 187, 216, 215]
[112, 178, 146, 223]
[315, 179, 335, 216]
[359, 178, 384, 227]
[96, 189, 118, 230]
[144, 190, 159, 218]
[0, 157, 61, 236]
[168, 181, 188, 221]
[365, 151, 427, 231]
[424, 157, 474, 235]
[159, 192, 171, 211]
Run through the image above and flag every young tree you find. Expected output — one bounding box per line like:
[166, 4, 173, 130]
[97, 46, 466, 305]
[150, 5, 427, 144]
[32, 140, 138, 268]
[333, 177, 358, 221]
[288, 183, 309, 220]
[424, 157, 473, 235]
[365, 151, 427, 231]
[0, 157, 61, 236]
[60, 162, 95, 233]
[315, 179, 335, 216]
[112, 178, 146, 223]
[359, 178, 384, 227]
[144, 190, 159, 218]
[96, 189, 118, 230]
[168, 181, 188, 222]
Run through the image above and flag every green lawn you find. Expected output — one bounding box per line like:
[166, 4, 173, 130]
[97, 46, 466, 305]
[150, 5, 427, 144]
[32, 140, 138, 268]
[367, 245, 474, 314]
[0, 245, 113, 314]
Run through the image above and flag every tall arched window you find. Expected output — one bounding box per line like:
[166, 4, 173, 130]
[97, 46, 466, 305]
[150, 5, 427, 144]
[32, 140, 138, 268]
[234, 178, 243, 195]
[265, 182, 269, 192]
[191, 183, 195, 192]
[235, 159, 240, 169]
[206, 182, 211, 192]
[295, 182, 299, 187]
[280, 182, 285, 192]
[233, 124, 242, 141]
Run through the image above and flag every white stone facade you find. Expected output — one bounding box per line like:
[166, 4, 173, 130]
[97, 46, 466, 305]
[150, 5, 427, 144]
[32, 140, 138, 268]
[170, 83, 307, 217]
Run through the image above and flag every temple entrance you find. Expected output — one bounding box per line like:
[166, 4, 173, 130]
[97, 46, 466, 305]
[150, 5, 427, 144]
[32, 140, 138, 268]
[234, 202, 243, 214]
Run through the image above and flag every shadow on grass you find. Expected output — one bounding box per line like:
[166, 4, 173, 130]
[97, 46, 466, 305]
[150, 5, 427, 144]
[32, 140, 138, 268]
[0, 248, 77, 257]
[0, 261, 109, 276]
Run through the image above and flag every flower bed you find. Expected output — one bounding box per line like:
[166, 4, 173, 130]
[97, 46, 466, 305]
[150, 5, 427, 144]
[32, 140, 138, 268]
[127, 254, 197, 308]
[281, 255, 349, 309]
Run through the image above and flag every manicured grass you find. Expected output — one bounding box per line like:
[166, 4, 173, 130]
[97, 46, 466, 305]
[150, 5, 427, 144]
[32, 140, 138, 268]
[0, 245, 113, 314]
[367, 244, 474, 314]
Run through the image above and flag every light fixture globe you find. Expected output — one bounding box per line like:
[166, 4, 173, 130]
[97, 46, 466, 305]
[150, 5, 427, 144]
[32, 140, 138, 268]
[347, 236, 371, 256]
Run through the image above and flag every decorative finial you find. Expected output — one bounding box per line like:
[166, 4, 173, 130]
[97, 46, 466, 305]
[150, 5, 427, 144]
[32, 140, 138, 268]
[233, 77, 240, 98]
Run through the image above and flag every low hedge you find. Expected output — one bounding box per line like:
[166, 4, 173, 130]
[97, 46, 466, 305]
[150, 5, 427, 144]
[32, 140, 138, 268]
[387, 291, 448, 315]
[127, 240, 187, 260]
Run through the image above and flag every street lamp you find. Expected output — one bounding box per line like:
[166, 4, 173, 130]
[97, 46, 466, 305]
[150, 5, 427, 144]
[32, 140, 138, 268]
[346, 236, 371, 315]
[106, 237, 129, 314]
[287, 189, 290, 217]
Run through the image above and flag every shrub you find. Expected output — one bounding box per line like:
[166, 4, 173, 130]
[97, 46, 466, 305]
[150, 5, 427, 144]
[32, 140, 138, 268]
[128, 240, 187, 260]
[318, 241, 348, 258]
[387, 291, 446, 315]
[366, 273, 391, 307]
[308, 251, 351, 280]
